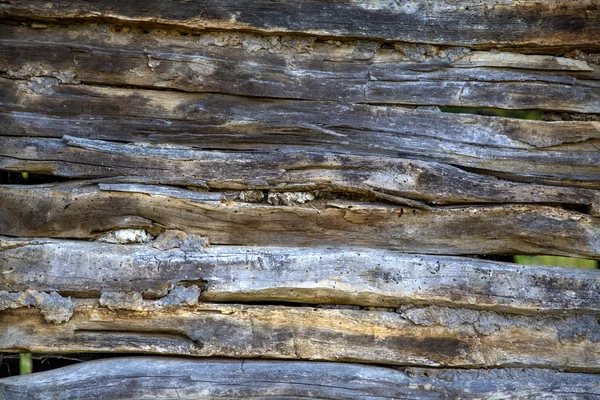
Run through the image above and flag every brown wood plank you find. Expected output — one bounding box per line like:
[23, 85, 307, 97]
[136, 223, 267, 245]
[1, 1, 599, 48]
[1, 183, 599, 258]
[1, 357, 599, 399]
[2, 301, 600, 370]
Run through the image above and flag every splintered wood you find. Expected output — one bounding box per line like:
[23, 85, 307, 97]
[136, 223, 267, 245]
[0, 0, 599, 397]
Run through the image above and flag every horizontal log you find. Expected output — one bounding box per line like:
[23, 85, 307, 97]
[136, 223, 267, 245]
[1, 183, 599, 258]
[1, 1, 599, 47]
[2, 80, 599, 189]
[2, 237, 599, 314]
[2, 135, 599, 208]
[2, 301, 600, 370]
[1, 358, 599, 399]
[1, 23, 599, 112]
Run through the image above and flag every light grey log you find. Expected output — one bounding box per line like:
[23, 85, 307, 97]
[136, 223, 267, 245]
[2, 79, 599, 189]
[1, 0, 599, 47]
[2, 301, 600, 370]
[1, 357, 599, 399]
[454, 51, 594, 71]
[1, 22, 599, 112]
[1, 182, 600, 258]
[1, 135, 599, 209]
[2, 237, 599, 313]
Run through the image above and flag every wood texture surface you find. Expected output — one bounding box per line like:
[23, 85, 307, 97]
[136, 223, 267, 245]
[2, 358, 599, 399]
[1, 0, 600, 386]
[1, 183, 599, 258]
[2, 300, 600, 370]
[2, 77, 599, 189]
[2, 135, 599, 207]
[1, 22, 599, 112]
[2, 0, 600, 48]
[3, 237, 599, 314]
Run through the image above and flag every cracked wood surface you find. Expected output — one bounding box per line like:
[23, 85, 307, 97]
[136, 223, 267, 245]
[1, 1, 600, 48]
[1, 183, 599, 258]
[2, 135, 600, 208]
[2, 358, 599, 399]
[2, 238, 599, 314]
[2, 79, 599, 189]
[2, 301, 600, 371]
[1, 0, 600, 383]
[1, 22, 599, 112]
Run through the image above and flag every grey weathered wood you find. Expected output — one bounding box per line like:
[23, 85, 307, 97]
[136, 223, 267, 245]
[2, 301, 600, 370]
[3, 237, 599, 314]
[1, 183, 600, 258]
[1, 22, 599, 112]
[1, 0, 599, 48]
[2, 135, 599, 209]
[2, 78, 599, 189]
[1, 357, 599, 399]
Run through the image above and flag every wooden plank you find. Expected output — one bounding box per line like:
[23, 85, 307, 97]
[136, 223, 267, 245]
[2, 301, 600, 370]
[1, 183, 599, 258]
[1, 358, 599, 399]
[364, 80, 600, 113]
[2, 135, 599, 208]
[2, 80, 599, 189]
[1, 1, 599, 47]
[1, 23, 598, 112]
[454, 51, 595, 71]
[3, 237, 600, 313]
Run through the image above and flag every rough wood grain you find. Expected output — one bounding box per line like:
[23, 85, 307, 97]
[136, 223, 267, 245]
[1, 182, 599, 258]
[1, 22, 599, 112]
[3, 237, 599, 314]
[2, 135, 599, 209]
[2, 79, 599, 189]
[2, 357, 599, 399]
[2, 301, 600, 370]
[1, 0, 599, 48]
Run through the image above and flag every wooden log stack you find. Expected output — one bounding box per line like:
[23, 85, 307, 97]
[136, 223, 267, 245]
[0, 1, 599, 398]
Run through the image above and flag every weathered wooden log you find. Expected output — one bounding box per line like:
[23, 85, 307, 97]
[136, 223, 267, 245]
[3, 237, 599, 314]
[1, 1, 599, 48]
[1, 182, 599, 258]
[2, 135, 599, 208]
[2, 357, 599, 399]
[2, 301, 600, 370]
[1, 22, 599, 112]
[2, 78, 599, 189]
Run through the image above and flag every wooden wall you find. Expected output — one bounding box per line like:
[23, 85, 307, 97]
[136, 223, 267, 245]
[1, 1, 599, 397]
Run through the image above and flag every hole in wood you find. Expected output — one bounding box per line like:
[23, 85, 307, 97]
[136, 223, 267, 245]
[0, 171, 69, 185]
[440, 107, 543, 120]
[0, 353, 151, 378]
